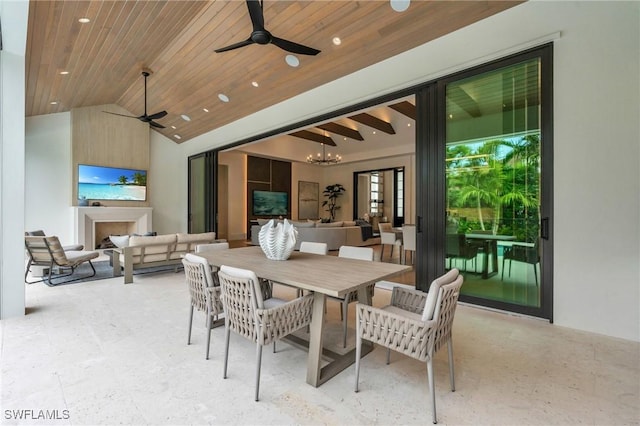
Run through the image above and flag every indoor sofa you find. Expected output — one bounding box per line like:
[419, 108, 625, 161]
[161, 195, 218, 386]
[112, 232, 217, 284]
[250, 221, 379, 251]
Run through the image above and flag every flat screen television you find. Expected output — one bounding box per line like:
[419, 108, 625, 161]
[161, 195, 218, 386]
[252, 190, 288, 216]
[78, 164, 147, 201]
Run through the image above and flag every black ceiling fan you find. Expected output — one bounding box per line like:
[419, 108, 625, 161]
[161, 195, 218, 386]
[103, 71, 167, 128]
[215, 0, 320, 56]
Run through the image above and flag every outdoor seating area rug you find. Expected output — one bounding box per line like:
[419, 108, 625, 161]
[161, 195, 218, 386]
[35, 261, 181, 287]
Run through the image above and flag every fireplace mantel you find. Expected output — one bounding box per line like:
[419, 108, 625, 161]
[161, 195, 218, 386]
[73, 207, 153, 249]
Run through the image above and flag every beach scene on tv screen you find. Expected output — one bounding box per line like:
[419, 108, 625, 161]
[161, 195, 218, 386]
[78, 165, 147, 201]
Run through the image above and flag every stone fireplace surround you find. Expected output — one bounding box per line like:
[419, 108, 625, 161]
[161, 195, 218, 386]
[73, 207, 153, 250]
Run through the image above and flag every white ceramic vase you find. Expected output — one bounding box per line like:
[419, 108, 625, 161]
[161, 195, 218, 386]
[258, 219, 298, 261]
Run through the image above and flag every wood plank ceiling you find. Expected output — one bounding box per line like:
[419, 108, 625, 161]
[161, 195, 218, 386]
[26, 0, 523, 144]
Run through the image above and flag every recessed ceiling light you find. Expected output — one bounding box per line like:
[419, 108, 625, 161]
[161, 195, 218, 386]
[171, 125, 177, 129]
[181, 114, 191, 122]
[251, 81, 259, 87]
[218, 93, 230, 102]
[59, 71, 69, 75]
[407, 123, 411, 127]
[78, 17, 90, 23]
[372, 131, 376, 135]
[285, 55, 300, 67]
[390, 0, 410, 12]
[332, 37, 341, 46]
[50, 101, 58, 105]
[203, 108, 209, 112]
[174, 134, 182, 140]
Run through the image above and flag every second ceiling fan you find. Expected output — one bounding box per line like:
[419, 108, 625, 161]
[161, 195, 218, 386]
[215, 0, 321, 56]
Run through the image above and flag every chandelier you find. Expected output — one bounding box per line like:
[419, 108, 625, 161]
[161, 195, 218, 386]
[306, 143, 342, 165]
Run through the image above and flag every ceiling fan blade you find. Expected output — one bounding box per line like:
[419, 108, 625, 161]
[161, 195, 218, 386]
[103, 111, 137, 119]
[149, 120, 165, 129]
[147, 110, 167, 120]
[246, 0, 265, 31]
[215, 38, 255, 53]
[271, 36, 320, 56]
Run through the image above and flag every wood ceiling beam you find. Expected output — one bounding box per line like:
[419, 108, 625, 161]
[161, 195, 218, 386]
[348, 113, 395, 135]
[289, 130, 336, 146]
[388, 101, 416, 120]
[316, 122, 364, 141]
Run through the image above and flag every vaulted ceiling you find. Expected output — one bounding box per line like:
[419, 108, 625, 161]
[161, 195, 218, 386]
[25, 0, 522, 144]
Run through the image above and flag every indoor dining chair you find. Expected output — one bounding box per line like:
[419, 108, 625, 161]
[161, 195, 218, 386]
[217, 265, 314, 401]
[355, 268, 463, 424]
[379, 222, 402, 262]
[329, 246, 375, 348]
[401, 225, 416, 265]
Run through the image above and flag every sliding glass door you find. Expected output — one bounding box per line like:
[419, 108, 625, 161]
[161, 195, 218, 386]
[440, 46, 552, 318]
[188, 151, 217, 234]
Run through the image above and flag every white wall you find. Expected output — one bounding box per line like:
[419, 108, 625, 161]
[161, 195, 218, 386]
[218, 151, 247, 240]
[149, 131, 186, 234]
[20, 2, 640, 340]
[24, 113, 74, 242]
[0, 0, 29, 319]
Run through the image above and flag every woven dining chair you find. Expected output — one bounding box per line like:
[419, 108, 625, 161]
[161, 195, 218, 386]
[182, 253, 225, 360]
[218, 265, 314, 401]
[354, 268, 463, 424]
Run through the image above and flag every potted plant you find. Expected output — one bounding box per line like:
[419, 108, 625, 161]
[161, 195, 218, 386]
[322, 183, 346, 222]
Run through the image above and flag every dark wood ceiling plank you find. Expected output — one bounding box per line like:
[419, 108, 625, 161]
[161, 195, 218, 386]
[348, 113, 395, 135]
[289, 130, 336, 146]
[388, 101, 416, 121]
[316, 122, 363, 141]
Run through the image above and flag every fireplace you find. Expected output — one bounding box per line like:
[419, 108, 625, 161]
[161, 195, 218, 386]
[73, 207, 153, 249]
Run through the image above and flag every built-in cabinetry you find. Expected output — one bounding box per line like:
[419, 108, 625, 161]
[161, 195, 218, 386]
[246, 156, 291, 233]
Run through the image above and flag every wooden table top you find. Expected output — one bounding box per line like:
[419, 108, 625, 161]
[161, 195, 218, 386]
[198, 246, 411, 298]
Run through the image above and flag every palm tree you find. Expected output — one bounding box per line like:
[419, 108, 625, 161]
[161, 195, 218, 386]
[132, 172, 146, 186]
[118, 175, 128, 185]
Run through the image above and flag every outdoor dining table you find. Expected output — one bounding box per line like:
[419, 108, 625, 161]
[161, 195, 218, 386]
[465, 233, 516, 279]
[198, 245, 411, 387]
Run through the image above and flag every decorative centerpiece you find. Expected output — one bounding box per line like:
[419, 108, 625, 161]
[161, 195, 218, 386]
[258, 219, 298, 261]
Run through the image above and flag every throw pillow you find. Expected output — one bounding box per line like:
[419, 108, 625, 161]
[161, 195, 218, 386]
[109, 235, 130, 248]
[342, 221, 356, 227]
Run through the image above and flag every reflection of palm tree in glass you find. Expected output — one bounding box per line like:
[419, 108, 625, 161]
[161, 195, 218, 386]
[447, 134, 540, 238]
[118, 175, 128, 185]
[500, 134, 540, 241]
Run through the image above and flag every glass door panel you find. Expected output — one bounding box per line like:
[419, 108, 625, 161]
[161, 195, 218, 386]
[188, 154, 206, 233]
[445, 58, 542, 308]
